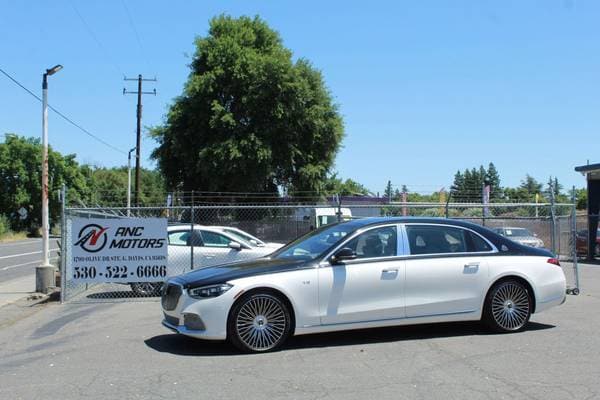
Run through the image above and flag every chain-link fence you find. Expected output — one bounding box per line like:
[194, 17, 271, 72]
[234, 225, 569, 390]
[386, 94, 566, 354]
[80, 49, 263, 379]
[60, 201, 580, 303]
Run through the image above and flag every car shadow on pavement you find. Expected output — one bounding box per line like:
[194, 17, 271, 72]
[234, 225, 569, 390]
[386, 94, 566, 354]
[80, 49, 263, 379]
[86, 291, 159, 299]
[144, 321, 554, 356]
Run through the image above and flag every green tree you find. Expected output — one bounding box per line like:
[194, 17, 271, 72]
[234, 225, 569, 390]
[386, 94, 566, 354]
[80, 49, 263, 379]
[323, 174, 369, 196]
[85, 167, 166, 207]
[0, 135, 89, 231]
[151, 15, 344, 198]
[486, 162, 502, 199]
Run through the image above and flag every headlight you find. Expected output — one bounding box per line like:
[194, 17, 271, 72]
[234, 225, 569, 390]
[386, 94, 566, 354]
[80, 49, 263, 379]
[188, 283, 233, 299]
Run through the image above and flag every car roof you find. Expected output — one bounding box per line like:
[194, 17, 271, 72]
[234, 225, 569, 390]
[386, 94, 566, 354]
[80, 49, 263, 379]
[338, 216, 488, 231]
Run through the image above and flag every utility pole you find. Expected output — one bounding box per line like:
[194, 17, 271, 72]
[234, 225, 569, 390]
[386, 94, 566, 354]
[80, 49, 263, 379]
[123, 75, 156, 206]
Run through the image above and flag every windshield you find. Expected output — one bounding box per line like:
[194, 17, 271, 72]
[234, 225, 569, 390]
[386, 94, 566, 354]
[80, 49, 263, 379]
[505, 228, 533, 237]
[271, 223, 357, 261]
[223, 228, 264, 247]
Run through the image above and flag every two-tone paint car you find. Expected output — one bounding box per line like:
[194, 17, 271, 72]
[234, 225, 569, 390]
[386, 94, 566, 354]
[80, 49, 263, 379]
[161, 217, 566, 352]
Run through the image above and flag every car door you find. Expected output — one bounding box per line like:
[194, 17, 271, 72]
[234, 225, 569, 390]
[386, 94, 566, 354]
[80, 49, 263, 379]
[318, 225, 405, 325]
[167, 229, 196, 275]
[195, 230, 245, 267]
[403, 224, 492, 318]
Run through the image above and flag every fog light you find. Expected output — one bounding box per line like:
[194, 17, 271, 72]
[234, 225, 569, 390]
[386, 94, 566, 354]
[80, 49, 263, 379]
[183, 313, 206, 330]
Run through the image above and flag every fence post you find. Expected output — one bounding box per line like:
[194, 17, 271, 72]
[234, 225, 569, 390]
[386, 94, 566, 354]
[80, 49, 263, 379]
[190, 202, 195, 271]
[571, 186, 580, 291]
[336, 193, 342, 222]
[550, 180, 556, 255]
[60, 184, 67, 303]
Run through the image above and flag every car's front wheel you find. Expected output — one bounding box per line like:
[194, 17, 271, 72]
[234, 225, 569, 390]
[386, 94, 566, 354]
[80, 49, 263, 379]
[483, 280, 532, 332]
[228, 292, 292, 353]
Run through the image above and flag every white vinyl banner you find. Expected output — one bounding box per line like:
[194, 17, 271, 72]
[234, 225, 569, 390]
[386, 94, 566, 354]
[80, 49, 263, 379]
[69, 217, 168, 283]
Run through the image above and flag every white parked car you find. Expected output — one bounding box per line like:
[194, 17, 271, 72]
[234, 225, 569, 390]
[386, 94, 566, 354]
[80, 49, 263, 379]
[130, 225, 283, 296]
[161, 217, 566, 352]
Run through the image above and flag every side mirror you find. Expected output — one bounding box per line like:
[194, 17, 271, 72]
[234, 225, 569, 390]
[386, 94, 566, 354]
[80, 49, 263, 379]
[330, 247, 357, 264]
[533, 233, 538, 237]
[228, 241, 242, 251]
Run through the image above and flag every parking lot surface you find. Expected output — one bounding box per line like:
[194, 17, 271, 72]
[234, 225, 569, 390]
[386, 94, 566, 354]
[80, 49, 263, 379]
[0, 263, 599, 400]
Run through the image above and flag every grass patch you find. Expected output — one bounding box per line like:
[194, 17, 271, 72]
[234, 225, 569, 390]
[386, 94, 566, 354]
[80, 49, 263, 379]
[0, 231, 29, 243]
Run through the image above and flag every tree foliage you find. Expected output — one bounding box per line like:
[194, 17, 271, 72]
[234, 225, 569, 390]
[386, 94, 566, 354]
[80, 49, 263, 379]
[323, 174, 370, 196]
[0, 135, 89, 231]
[451, 162, 502, 200]
[151, 15, 344, 198]
[0, 135, 167, 232]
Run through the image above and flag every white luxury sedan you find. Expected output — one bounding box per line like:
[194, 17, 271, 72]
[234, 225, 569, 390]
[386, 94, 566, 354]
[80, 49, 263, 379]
[161, 217, 566, 352]
[130, 225, 283, 295]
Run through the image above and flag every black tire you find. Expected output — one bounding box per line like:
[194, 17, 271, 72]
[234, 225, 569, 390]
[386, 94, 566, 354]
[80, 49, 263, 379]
[483, 280, 532, 333]
[228, 292, 292, 353]
[130, 282, 163, 297]
[595, 243, 600, 257]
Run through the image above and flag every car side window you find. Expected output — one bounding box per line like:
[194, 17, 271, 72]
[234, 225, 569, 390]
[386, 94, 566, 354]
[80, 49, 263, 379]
[468, 231, 492, 252]
[201, 231, 233, 248]
[406, 225, 467, 255]
[168, 231, 190, 246]
[344, 226, 397, 259]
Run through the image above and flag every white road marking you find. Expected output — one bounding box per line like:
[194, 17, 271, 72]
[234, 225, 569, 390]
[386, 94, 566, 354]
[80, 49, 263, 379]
[0, 248, 59, 260]
[1, 257, 59, 271]
[0, 239, 41, 247]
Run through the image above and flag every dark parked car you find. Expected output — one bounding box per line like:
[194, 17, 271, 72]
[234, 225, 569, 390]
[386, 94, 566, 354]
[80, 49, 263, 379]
[576, 229, 600, 257]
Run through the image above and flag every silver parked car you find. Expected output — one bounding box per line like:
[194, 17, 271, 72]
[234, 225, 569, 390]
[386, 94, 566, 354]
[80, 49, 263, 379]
[130, 225, 284, 296]
[492, 227, 544, 248]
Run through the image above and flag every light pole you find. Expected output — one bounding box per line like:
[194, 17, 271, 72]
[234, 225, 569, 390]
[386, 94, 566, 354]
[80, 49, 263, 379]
[37, 64, 62, 294]
[127, 146, 136, 216]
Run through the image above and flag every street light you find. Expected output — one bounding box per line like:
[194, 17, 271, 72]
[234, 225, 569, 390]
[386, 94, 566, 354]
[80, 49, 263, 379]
[36, 64, 63, 294]
[127, 146, 137, 216]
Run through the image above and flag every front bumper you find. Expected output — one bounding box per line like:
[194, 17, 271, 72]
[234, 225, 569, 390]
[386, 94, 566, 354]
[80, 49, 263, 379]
[161, 319, 225, 340]
[161, 282, 232, 341]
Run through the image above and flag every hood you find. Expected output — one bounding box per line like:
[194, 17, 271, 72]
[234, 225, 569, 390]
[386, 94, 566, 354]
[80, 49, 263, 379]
[170, 257, 314, 289]
[262, 242, 285, 249]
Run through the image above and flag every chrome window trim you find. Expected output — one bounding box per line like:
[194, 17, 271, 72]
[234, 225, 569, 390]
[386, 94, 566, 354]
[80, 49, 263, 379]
[319, 221, 499, 266]
[402, 222, 498, 257]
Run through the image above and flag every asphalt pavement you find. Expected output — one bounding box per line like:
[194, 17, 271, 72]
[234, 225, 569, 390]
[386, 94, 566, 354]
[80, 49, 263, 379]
[0, 238, 60, 307]
[0, 262, 598, 400]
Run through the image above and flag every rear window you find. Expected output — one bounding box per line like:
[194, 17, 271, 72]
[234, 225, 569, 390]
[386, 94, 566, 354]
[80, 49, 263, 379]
[406, 225, 467, 255]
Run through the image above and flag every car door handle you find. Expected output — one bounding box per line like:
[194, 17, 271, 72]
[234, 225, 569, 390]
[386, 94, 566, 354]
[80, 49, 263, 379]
[382, 268, 398, 273]
[464, 263, 479, 271]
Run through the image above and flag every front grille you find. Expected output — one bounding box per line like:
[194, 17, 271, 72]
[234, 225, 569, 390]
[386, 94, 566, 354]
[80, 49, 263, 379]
[161, 283, 182, 311]
[164, 313, 179, 326]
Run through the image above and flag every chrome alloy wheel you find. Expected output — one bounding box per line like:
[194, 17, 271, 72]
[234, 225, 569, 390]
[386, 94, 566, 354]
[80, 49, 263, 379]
[491, 282, 530, 330]
[235, 295, 287, 351]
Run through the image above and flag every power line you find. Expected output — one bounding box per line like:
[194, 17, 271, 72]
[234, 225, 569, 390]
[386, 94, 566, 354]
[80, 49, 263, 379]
[0, 67, 127, 155]
[121, 0, 152, 73]
[70, 1, 125, 77]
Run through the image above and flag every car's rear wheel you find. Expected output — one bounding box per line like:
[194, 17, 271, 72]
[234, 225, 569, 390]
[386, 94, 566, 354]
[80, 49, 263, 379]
[228, 292, 291, 353]
[130, 282, 163, 297]
[483, 280, 531, 332]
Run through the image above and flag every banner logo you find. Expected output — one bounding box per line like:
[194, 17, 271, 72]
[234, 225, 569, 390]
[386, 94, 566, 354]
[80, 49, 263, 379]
[75, 224, 109, 253]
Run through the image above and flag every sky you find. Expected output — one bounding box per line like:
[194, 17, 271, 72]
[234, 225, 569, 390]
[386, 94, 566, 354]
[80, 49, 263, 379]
[1, 0, 599, 195]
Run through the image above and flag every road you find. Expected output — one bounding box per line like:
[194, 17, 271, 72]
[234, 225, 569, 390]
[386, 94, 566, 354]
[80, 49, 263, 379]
[0, 263, 598, 400]
[0, 238, 60, 307]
